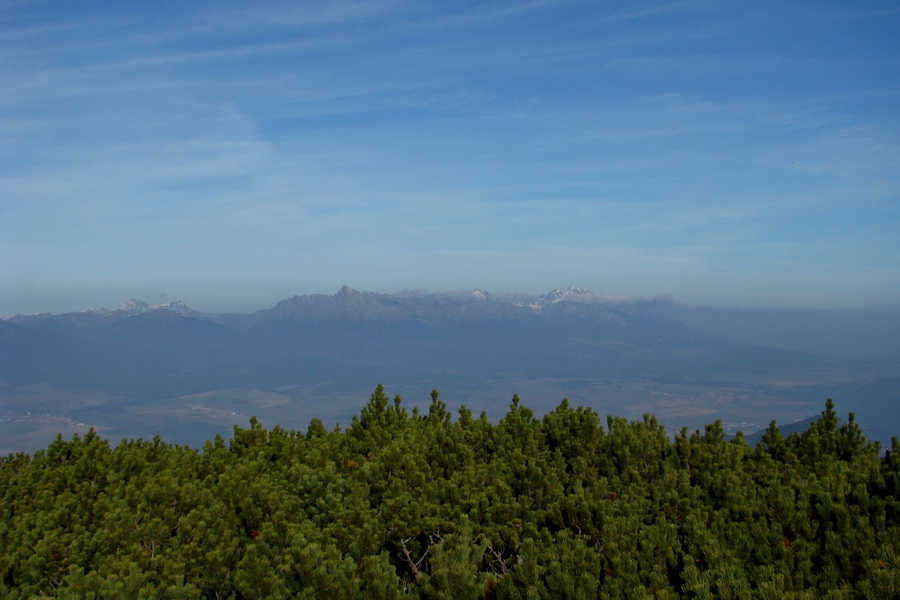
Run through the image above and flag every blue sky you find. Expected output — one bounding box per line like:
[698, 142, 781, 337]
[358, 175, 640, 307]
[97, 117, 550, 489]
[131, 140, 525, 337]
[2, 0, 899, 314]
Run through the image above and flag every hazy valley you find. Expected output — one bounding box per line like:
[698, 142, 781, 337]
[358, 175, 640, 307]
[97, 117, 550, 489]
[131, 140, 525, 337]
[2, 287, 898, 453]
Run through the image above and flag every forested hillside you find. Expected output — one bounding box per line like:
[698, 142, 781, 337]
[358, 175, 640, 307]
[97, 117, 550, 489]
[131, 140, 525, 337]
[2, 388, 898, 598]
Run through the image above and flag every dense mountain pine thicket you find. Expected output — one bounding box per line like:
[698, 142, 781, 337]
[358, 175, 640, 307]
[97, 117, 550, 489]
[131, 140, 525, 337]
[2, 388, 899, 598]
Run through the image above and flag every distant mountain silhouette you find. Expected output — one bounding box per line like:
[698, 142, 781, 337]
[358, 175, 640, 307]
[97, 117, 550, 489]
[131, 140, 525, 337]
[0, 287, 870, 392]
[2, 287, 897, 452]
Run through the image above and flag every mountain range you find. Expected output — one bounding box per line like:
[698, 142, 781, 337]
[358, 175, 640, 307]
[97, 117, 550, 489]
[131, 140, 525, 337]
[2, 287, 898, 453]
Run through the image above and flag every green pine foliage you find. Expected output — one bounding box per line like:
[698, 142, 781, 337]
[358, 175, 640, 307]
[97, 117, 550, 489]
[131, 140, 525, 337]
[1, 387, 898, 598]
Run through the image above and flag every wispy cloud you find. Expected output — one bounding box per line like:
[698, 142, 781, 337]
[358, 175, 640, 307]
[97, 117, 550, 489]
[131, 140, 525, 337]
[2, 0, 898, 312]
[596, 0, 718, 24]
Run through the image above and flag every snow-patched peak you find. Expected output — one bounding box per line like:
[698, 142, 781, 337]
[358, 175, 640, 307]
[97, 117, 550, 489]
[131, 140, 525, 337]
[117, 299, 199, 317]
[471, 289, 490, 300]
[120, 299, 150, 312]
[545, 287, 593, 302]
[528, 287, 596, 310]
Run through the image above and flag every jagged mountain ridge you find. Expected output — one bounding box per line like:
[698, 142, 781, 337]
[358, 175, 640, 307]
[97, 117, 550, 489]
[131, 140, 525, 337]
[1, 286, 818, 394]
[1, 286, 897, 453]
[5, 286, 660, 327]
[246, 286, 653, 324]
[5, 299, 207, 331]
